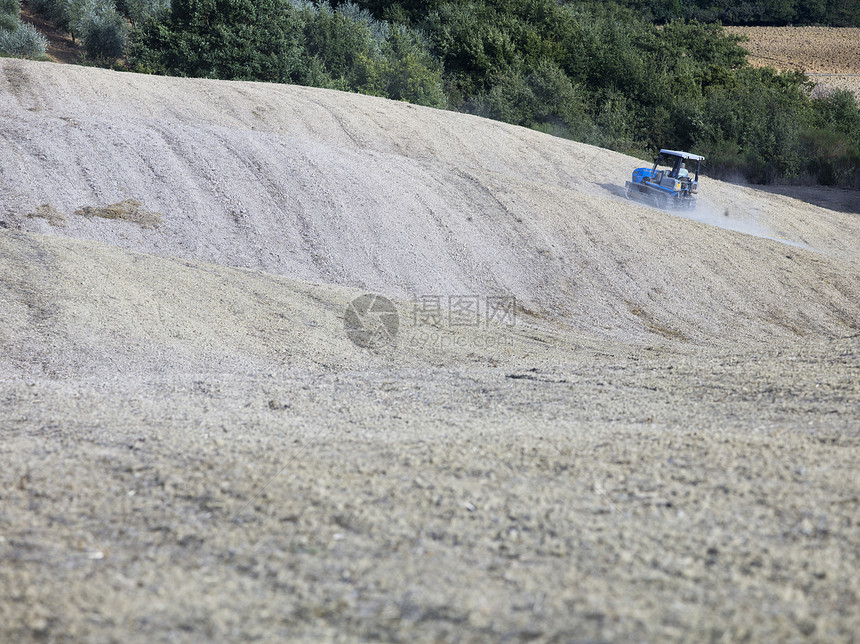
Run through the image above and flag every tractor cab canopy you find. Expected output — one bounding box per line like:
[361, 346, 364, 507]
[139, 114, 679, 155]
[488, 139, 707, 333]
[655, 149, 703, 181]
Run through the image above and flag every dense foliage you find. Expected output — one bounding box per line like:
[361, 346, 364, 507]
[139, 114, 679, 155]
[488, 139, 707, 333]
[128, 0, 446, 107]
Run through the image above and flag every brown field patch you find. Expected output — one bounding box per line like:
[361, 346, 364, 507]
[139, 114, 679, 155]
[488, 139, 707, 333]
[26, 204, 66, 227]
[74, 199, 163, 229]
[727, 26, 860, 97]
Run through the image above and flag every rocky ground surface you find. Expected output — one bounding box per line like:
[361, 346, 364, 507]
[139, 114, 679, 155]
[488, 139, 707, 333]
[1, 59, 859, 643]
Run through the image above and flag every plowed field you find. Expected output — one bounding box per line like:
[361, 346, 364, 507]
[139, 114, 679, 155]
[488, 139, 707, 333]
[727, 26, 860, 97]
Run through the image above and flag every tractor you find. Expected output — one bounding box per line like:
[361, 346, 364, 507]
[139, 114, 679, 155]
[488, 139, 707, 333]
[625, 149, 703, 210]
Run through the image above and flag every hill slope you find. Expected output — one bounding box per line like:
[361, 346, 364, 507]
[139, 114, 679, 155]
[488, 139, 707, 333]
[2, 58, 859, 352]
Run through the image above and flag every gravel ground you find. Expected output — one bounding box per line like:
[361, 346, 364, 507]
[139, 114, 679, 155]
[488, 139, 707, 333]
[1, 59, 860, 643]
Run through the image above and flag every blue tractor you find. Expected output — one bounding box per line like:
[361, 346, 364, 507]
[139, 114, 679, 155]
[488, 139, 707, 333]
[625, 149, 704, 210]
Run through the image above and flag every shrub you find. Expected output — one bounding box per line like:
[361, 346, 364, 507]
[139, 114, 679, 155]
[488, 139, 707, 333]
[31, 0, 76, 33]
[694, 67, 812, 182]
[78, 2, 127, 58]
[812, 89, 860, 146]
[0, 22, 49, 58]
[799, 127, 860, 187]
[130, 0, 446, 106]
[378, 24, 446, 106]
[131, 0, 307, 82]
[804, 90, 860, 187]
[117, 0, 169, 26]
